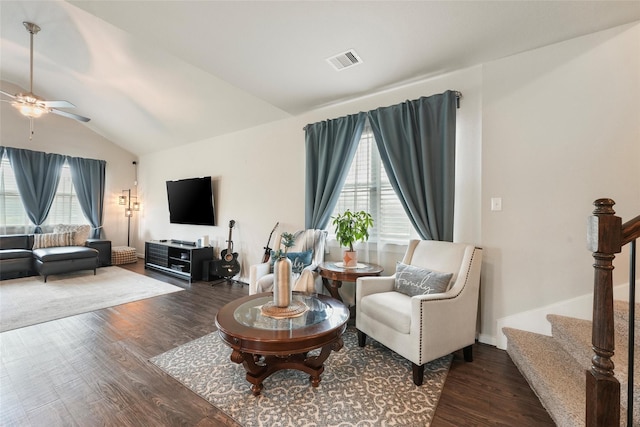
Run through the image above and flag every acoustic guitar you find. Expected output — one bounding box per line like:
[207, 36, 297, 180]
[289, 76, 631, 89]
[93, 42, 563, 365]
[261, 222, 279, 263]
[214, 220, 240, 279]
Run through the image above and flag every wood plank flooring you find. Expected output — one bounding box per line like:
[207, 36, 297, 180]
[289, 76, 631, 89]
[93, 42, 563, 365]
[0, 262, 554, 426]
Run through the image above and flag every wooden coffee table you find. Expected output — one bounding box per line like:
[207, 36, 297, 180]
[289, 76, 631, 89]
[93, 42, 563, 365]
[215, 292, 349, 395]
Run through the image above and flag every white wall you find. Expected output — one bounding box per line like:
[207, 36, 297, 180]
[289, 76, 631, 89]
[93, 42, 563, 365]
[0, 83, 139, 247]
[481, 23, 640, 343]
[137, 65, 482, 278]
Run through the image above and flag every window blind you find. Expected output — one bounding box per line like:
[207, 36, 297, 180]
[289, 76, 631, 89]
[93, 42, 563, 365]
[0, 155, 88, 233]
[328, 123, 417, 245]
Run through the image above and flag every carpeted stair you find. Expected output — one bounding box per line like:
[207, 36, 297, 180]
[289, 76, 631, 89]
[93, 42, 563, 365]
[503, 301, 639, 426]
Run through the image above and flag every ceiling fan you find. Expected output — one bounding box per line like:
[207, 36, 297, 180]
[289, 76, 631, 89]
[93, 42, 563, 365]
[0, 22, 90, 138]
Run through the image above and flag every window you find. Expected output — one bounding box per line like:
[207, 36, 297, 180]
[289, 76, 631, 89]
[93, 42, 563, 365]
[0, 156, 29, 233]
[0, 155, 88, 233]
[327, 123, 418, 246]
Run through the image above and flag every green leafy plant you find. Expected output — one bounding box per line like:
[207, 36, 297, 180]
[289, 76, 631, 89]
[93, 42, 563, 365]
[331, 210, 374, 252]
[274, 232, 296, 257]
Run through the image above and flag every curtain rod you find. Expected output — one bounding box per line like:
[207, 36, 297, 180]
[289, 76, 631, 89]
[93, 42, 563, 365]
[304, 90, 462, 131]
[454, 91, 462, 109]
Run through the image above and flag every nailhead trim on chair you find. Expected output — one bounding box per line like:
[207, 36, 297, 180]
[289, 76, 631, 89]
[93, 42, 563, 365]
[418, 246, 480, 365]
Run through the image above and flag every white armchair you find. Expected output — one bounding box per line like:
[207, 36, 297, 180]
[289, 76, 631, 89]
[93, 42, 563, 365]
[356, 239, 483, 386]
[249, 229, 327, 295]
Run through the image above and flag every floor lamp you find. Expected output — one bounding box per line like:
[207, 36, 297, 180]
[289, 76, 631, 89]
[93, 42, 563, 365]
[119, 189, 140, 246]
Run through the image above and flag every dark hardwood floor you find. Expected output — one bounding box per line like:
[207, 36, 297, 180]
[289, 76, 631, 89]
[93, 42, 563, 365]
[0, 262, 554, 426]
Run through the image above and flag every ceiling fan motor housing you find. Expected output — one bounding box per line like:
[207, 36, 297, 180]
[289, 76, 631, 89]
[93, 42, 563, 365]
[23, 21, 41, 35]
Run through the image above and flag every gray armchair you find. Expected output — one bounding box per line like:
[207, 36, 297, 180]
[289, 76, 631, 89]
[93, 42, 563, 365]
[249, 229, 327, 295]
[356, 239, 483, 385]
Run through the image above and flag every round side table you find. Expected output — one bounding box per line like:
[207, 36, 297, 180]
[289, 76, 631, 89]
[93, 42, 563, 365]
[317, 261, 383, 302]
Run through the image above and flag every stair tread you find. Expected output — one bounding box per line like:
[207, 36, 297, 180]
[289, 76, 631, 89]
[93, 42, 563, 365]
[613, 300, 640, 338]
[503, 327, 585, 427]
[613, 300, 640, 321]
[547, 314, 639, 377]
[547, 313, 640, 424]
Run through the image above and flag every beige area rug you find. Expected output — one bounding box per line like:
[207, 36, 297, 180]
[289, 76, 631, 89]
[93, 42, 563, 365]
[0, 266, 183, 332]
[151, 328, 452, 426]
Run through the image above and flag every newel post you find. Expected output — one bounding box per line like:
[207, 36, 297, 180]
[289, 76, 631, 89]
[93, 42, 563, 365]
[586, 198, 621, 427]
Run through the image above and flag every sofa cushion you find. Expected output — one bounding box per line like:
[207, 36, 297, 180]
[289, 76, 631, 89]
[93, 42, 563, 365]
[33, 246, 98, 262]
[32, 232, 75, 250]
[394, 262, 453, 297]
[53, 224, 91, 246]
[0, 249, 33, 260]
[0, 234, 33, 250]
[360, 291, 412, 334]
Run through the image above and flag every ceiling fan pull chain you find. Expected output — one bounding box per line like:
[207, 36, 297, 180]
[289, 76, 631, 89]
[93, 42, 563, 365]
[29, 117, 34, 140]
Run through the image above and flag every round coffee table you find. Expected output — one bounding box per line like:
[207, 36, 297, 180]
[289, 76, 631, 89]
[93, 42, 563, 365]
[215, 292, 349, 395]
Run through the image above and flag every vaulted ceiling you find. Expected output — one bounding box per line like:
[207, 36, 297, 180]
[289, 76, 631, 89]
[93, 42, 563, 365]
[1, 1, 639, 155]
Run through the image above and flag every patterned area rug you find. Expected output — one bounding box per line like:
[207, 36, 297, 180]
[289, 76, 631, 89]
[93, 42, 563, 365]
[150, 328, 452, 426]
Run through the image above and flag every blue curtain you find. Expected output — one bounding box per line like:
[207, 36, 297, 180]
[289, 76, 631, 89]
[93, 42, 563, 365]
[67, 156, 106, 239]
[5, 147, 66, 233]
[367, 91, 457, 241]
[304, 112, 366, 229]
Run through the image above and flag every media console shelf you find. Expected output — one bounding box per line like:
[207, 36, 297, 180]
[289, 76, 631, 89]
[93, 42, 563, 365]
[145, 240, 213, 283]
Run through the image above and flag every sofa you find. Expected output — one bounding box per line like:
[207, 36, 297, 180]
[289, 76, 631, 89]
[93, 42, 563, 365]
[0, 225, 104, 282]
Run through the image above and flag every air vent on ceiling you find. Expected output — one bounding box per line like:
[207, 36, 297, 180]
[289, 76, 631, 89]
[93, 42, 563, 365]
[326, 49, 363, 71]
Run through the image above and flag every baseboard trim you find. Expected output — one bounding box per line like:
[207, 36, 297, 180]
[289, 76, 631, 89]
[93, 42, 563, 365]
[495, 281, 638, 350]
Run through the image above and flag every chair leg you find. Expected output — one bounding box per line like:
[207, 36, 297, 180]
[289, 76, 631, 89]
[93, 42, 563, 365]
[357, 330, 367, 347]
[412, 363, 424, 386]
[463, 344, 473, 362]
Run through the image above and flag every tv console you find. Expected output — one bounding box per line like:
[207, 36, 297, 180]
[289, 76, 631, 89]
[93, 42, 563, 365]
[145, 240, 213, 283]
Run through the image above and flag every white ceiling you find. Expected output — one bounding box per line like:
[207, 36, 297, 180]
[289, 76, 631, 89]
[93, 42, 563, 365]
[1, 1, 639, 155]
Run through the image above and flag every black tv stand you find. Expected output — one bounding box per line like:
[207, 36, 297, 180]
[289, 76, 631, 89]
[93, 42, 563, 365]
[145, 240, 212, 282]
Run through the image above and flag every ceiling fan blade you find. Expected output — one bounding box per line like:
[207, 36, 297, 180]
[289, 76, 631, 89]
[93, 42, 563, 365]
[51, 108, 90, 123]
[42, 100, 76, 108]
[0, 89, 17, 99]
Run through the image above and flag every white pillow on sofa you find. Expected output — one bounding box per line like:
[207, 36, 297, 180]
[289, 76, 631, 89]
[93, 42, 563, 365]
[32, 232, 75, 250]
[54, 224, 91, 246]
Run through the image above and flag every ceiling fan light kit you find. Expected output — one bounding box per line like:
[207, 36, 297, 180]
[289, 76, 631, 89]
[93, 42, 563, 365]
[14, 102, 48, 118]
[1, 21, 90, 139]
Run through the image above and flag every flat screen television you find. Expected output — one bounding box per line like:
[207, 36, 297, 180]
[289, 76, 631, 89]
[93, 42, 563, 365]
[166, 177, 215, 226]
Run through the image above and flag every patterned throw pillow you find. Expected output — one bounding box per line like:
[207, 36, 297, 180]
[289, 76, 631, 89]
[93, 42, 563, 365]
[270, 250, 313, 274]
[53, 224, 91, 245]
[394, 262, 453, 297]
[32, 232, 75, 249]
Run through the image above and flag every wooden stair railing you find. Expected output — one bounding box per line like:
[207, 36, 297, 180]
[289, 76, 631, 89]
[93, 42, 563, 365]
[587, 198, 640, 427]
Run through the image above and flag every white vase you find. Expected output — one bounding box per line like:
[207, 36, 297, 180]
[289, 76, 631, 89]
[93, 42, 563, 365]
[273, 256, 292, 307]
[343, 250, 358, 268]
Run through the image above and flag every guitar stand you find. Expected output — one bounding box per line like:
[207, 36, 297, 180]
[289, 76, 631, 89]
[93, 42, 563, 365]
[209, 277, 243, 286]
